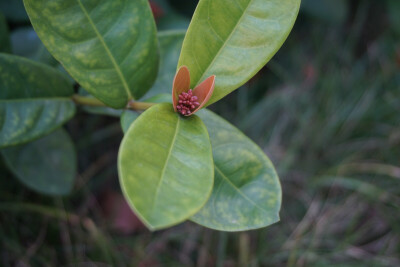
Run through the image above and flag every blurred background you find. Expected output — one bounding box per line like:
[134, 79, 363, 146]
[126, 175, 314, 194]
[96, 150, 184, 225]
[1, 0, 400, 266]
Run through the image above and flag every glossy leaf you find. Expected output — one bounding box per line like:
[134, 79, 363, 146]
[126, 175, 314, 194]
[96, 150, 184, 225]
[0, 54, 75, 147]
[143, 30, 185, 99]
[118, 103, 214, 230]
[0, 13, 11, 53]
[1, 129, 77, 195]
[178, 0, 301, 105]
[24, 0, 159, 108]
[192, 109, 281, 231]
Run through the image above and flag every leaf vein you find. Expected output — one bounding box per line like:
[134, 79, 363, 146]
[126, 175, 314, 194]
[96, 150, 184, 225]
[215, 165, 269, 214]
[76, 0, 132, 100]
[151, 117, 181, 212]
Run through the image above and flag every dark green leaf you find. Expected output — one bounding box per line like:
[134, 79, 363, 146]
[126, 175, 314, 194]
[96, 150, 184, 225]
[0, 13, 11, 53]
[0, 99, 75, 148]
[79, 88, 122, 117]
[143, 30, 185, 99]
[143, 93, 171, 104]
[0, 0, 29, 22]
[192, 109, 281, 231]
[1, 129, 77, 196]
[10, 27, 56, 65]
[178, 0, 301, 105]
[118, 103, 214, 230]
[387, 0, 400, 35]
[301, 0, 348, 24]
[157, 13, 190, 31]
[0, 54, 75, 147]
[120, 110, 139, 134]
[24, 0, 159, 108]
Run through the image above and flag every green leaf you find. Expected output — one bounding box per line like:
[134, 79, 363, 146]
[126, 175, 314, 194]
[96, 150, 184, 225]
[0, 13, 11, 53]
[24, 0, 159, 108]
[78, 88, 122, 117]
[0, 53, 75, 147]
[143, 93, 171, 103]
[0, 0, 29, 22]
[118, 103, 214, 230]
[10, 27, 57, 65]
[157, 13, 190, 31]
[387, 0, 400, 35]
[120, 110, 139, 134]
[0, 99, 75, 148]
[1, 129, 77, 196]
[192, 109, 281, 231]
[143, 30, 185, 99]
[178, 0, 300, 105]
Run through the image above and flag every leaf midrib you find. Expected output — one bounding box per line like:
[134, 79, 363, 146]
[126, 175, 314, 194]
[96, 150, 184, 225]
[194, 0, 255, 85]
[215, 165, 269, 214]
[76, 0, 132, 100]
[151, 117, 181, 213]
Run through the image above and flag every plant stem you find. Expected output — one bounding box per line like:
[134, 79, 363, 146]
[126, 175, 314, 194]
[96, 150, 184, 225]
[72, 94, 105, 107]
[72, 94, 156, 111]
[127, 100, 155, 110]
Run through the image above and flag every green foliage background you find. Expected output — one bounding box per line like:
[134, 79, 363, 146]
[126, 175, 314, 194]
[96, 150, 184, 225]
[1, 0, 399, 266]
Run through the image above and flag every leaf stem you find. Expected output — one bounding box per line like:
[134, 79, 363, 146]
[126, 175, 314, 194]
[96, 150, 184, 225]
[72, 94, 105, 107]
[72, 94, 156, 111]
[127, 100, 155, 110]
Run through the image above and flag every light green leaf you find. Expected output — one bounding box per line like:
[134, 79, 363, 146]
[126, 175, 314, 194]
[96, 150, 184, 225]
[120, 94, 170, 134]
[1, 129, 77, 196]
[120, 110, 139, 134]
[24, 0, 159, 108]
[143, 30, 185, 99]
[192, 109, 281, 231]
[178, 0, 300, 105]
[0, 53, 75, 147]
[118, 103, 214, 230]
[0, 13, 11, 53]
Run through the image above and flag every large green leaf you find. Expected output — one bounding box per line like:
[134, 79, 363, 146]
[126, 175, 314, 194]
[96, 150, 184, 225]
[0, 13, 11, 53]
[0, 53, 75, 147]
[118, 103, 214, 230]
[143, 30, 185, 99]
[178, 0, 300, 105]
[24, 0, 159, 108]
[1, 129, 77, 195]
[192, 109, 281, 231]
